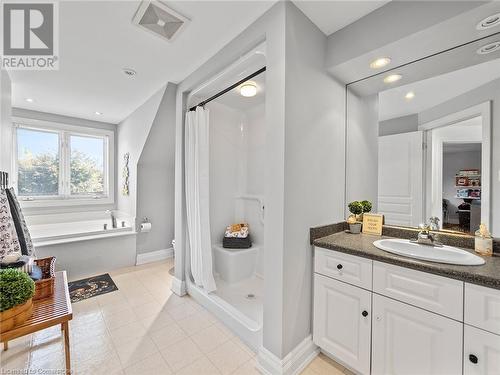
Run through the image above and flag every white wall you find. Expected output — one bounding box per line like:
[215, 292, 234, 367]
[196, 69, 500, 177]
[346, 91, 379, 213]
[443, 149, 481, 224]
[12, 108, 116, 132]
[136, 83, 177, 255]
[207, 100, 266, 249]
[207, 101, 244, 245]
[0, 70, 12, 173]
[419, 78, 500, 236]
[241, 103, 265, 248]
[117, 86, 166, 219]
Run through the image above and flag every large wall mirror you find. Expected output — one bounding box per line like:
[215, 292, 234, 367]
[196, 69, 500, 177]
[346, 32, 500, 237]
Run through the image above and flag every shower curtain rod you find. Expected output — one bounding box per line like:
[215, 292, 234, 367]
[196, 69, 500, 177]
[189, 66, 266, 111]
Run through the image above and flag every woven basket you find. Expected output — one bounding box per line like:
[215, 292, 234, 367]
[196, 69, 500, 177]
[33, 257, 56, 300]
[0, 298, 33, 331]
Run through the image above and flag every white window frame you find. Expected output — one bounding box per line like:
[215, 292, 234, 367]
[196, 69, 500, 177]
[12, 117, 115, 208]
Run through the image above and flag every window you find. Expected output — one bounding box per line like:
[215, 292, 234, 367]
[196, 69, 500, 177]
[70, 135, 105, 196]
[17, 128, 60, 196]
[13, 119, 114, 206]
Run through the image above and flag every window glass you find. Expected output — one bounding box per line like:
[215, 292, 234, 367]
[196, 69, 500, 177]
[70, 135, 105, 195]
[17, 128, 59, 196]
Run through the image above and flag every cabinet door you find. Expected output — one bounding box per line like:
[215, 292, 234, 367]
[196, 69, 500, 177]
[313, 274, 371, 375]
[464, 325, 500, 375]
[372, 294, 462, 375]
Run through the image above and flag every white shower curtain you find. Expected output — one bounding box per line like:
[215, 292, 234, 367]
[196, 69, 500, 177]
[185, 107, 217, 293]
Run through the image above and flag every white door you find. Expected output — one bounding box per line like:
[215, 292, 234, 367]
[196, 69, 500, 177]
[378, 131, 423, 227]
[372, 294, 462, 375]
[464, 325, 500, 375]
[313, 274, 371, 375]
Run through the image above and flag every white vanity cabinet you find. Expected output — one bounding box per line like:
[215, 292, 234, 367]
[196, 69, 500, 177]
[372, 293, 462, 375]
[313, 273, 371, 375]
[313, 246, 500, 375]
[464, 325, 500, 375]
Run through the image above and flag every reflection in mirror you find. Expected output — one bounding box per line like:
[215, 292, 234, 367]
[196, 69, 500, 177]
[346, 35, 500, 237]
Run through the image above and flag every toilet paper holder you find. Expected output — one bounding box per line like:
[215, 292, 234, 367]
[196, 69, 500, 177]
[140, 217, 152, 232]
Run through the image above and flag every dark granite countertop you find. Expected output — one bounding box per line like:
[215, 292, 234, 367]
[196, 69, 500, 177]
[313, 231, 500, 290]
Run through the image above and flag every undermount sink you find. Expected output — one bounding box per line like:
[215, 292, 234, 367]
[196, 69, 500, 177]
[373, 238, 485, 266]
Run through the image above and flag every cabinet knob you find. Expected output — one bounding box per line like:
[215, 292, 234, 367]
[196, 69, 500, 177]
[336, 264, 343, 270]
[469, 354, 478, 364]
[362, 310, 368, 317]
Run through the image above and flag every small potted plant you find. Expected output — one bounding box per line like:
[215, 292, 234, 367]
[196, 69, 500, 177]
[347, 201, 363, 234]
[360, 200, 373, 219]
[0, 269, 35, 331]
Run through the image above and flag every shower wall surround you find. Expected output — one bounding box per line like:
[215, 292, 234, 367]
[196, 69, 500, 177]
[207, 101, 265, 253]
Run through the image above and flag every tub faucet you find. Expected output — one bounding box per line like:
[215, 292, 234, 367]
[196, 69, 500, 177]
[106, 210, 117, 229]
[411, 223, 443, 247]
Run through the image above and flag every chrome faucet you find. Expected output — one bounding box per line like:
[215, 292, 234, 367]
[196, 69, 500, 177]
[411, 223, 443, 247]
[106, 210, 117, 229]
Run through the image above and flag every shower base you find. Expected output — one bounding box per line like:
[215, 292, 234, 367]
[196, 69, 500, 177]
[187, 274, 263, 351]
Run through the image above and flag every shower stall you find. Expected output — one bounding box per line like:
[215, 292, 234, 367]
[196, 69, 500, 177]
[184, 45, 266, 350]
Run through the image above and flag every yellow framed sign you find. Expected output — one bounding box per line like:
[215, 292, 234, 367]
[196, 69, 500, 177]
[362, 213, 384, 235]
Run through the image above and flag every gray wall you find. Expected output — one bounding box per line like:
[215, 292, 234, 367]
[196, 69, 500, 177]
[117, 86, 166, 218]
[282, 2, 345, 356]
[326, 1, 482, 74]
[419, 78, 500, 236]
[174, 1, 346, 363]
[174, 1, 288, 359]
[136, 83, 177, 254]
[379, 114, 418, 136]
[346, 91, 379, 211]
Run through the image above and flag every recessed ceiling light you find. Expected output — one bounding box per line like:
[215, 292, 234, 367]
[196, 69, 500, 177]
[383, 74, 402, 84]
[240, 81, 257, 97]
[122, 68, 137, 77]
[370, 57, 391, 69]
[95, 111, 103, 115]
[25, 98, 34, 103]
[405, 91, 415, 100]
[476, 13, 500, 30]
[477, 41, 500, 55]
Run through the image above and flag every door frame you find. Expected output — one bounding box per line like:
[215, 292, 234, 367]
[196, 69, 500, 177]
[419, 101, 491, 230]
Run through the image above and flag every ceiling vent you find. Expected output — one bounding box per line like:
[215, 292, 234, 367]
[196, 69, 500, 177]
[132, 1, 189, 42]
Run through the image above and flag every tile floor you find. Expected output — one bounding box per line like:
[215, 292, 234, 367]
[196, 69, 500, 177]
[1, 259, 352, 375]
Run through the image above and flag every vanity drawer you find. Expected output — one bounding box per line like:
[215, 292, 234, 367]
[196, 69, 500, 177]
[465, 283, 500, 335]
[314, 247, 372, 290]
[373, 261, 463, 321]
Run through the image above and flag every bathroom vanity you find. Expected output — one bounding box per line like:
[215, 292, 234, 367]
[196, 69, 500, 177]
[312, 230, 500, 375]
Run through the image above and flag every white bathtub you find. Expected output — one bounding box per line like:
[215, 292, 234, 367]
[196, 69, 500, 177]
[27, 216, 136, 281]
[30, 219, 133, 245]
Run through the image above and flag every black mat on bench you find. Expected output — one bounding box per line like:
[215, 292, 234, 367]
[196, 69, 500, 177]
[68, 273, 118, 303]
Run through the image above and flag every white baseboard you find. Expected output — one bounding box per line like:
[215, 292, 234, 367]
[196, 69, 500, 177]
[171, 277, 187, 296]
[136, 247, 173, 265]
[257, 335, 319, 375]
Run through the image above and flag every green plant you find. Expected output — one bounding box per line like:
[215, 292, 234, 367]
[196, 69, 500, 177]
[360, 200, 372, 213]
[348, 201, 363, 216]
[0, 269, 35, 312]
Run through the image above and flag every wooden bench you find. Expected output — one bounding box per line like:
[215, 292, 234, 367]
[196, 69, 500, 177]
[1, 271, 73, 373]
